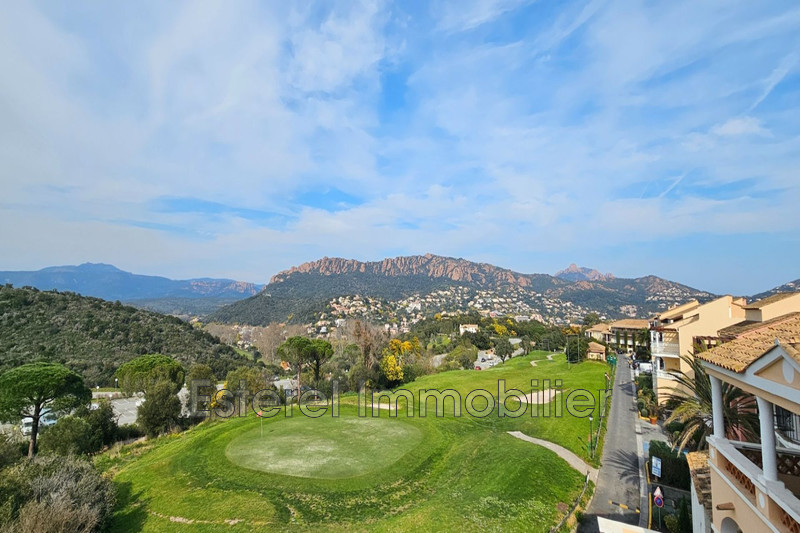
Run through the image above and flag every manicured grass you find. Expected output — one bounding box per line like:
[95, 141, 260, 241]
[225, 416, 423, 478]
[101, 351, 610, 531]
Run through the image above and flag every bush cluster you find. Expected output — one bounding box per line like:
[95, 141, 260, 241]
[0, 456, 115, 533]
[648, 440, 691, 490]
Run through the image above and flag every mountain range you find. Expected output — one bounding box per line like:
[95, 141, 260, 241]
[555, 263, 615, 282]
[3, 256, 793, 326]
[209, 254, 716, 325]
[0, 263, 262, 316]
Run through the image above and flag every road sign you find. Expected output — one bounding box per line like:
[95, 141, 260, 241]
[652, 457, 662, 478]
[653, 486, 663, 498]
[654, 495, 664, 508]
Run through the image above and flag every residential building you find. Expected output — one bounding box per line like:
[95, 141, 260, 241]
[687, 450, 712, 533]
[713, 293, 800, 344]
[649, 296, 746, 405]
[586, 341, 606, 361]
[696, 312, 800, 533]
[609, 319, 649, 353]
[585, 323, 612, 344]
[459, 324, 479, 335]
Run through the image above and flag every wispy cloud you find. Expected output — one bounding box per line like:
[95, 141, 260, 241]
[750, 52, 798, 111]
[711, 117, 770, 137]
[0, 1, 799, 294]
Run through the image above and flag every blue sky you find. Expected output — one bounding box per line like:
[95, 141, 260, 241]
[1, 1, 799, 294]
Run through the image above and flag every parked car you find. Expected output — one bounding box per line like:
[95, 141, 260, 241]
[20, 411, 58, 436]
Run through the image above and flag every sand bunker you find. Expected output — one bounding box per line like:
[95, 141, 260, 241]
[511, 389, 559, 404]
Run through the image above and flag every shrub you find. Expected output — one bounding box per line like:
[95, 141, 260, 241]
[85, 399, 118, 447]
[665, 420, 686, 446]
[137, 380, 181, 437]
[38, 416, 97, 456]
[649, 440, 690, 490]
[401, 362, 430, 384]
[0, 455, 115, 532]
[116, 423, 144, 442]
[0, 434, 22, 468]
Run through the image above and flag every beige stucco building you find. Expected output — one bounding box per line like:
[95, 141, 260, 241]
[586, 341, 607, 361]
[610, 319, 650, 353]
[585, 322, 612, 343]
[696, 312, 800, 533]
[649, 296, 747, 405]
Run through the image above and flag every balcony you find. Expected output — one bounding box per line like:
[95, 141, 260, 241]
[708, 436, 800, 533]
[655, 369, 682, 381]
[651, 340, 680, 357]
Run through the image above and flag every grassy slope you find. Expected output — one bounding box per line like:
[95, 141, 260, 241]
[101, 351, 609, 532]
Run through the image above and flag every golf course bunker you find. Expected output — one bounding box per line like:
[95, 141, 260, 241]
[225, 415, 423, 479]
[512, 388, 560, 404]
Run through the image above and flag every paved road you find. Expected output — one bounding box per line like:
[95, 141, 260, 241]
[94, 388, 192, 426]
[579, 359, 644, 532]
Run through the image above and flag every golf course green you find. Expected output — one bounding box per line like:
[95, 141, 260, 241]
[225, 416, 423, 478]
[100, 352, 611, 532]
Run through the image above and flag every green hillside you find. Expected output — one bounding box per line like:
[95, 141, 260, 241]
[0, 285, 249, 385]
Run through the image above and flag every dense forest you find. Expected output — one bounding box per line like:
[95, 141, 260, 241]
[0, 285, 249, 385]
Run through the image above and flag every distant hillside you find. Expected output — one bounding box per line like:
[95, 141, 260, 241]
[210, 254, 714, 325]
[555, 263, 614, 282]
[750, 278, 800, 301]
[0, 285, 251, 385]
[0, 263, 263, 316]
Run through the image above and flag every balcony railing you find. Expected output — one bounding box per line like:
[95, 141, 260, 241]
[655, 369, 682, 381]
[734, 441, 800, 480]
[709, 436, 800, 533]
[651, 341, 680, 356]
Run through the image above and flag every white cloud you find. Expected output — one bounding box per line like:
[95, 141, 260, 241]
[433, 0, 530, 33]
[711, 117, 770, 137]
[1, 0, 800, 294]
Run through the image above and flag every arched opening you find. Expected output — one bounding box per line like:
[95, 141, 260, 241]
[720, 516, 742, 533]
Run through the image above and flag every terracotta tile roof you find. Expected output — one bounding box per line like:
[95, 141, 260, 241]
[696, 313, 800, 373]
[587, 341, 605, 353]
[586, 323, 611, 333]
[718, 312, 800, 341]
[610, 319, 649, 330]
[686, 451, 711, 511]
[744, 292, 800, 309]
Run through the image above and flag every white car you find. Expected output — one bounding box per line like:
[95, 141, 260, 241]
[20, 411, 58, 436]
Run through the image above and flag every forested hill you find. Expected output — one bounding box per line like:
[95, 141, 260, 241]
[0, 285, 249, 385]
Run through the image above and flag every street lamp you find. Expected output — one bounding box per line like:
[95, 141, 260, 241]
[588, 415, 594, 456]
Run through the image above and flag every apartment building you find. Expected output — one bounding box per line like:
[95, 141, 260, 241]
[695, 312, 800, 533]
[609, 319, 649, 353]
[585, 323, 612, 343]
[649, 296, 747, 405]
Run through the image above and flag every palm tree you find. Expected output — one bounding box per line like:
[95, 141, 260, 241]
[665, 354, 759, 452]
